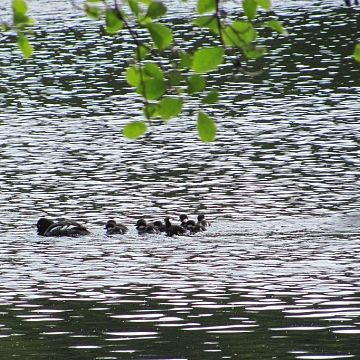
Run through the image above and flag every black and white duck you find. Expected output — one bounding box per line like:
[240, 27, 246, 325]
[37, 217, 90, 237]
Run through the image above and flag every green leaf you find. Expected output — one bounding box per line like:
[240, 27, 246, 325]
[242, 0, 257, 20]
[192, 46, 224, 73]
[223, 27, 242, 48]
[178, 51, 192, 69]
[126, 66, 141, 87]
[127, 64, 164, 90]
[197, 0, 216, 14]
[244, 46, 267, 59]
[187, 74, 206, 94]
[193, 15, 219, 34]
[354, 43, 360, 62]
[144, 62, 164, 81]
[144, 103, 159, 119]
[158, 97, 183, 120]
[13, 14, 33, 27]
[256, 0, 271, 10]
[225, 21, 256, 46]
[17, 33, 33, 58]
[168, 70, 183, 86]
[146, 2, 167, 18]
[12, 0, 28, 15]
[135, 44, 150, 60]
[128, 0, 140, 15]
[137, 78, 166, 100]
[12, 0, 32, 27]
[105, 8, 124, 34]
[197, 111, 216, 142]
[147, 22, 173, 50]
[202, 90, 219, 104]
[123, 121, 148, 139]
[85, 4, 102, 20]
[266, 20, 288, 35]
[231, 21, 252, 33]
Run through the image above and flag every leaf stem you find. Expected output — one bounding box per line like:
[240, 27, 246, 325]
[214, 0, 224, 46]
[113, 0, 151, 121]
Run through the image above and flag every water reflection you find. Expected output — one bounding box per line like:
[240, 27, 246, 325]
[0, 0, 360, 359]
[0, 218, 359, 359]
[1, 13, 359, 228]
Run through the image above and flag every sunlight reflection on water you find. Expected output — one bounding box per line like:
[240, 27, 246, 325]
[0, 0, 359, 359]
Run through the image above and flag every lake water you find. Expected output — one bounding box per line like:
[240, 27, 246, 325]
[0, 0, 359, 359]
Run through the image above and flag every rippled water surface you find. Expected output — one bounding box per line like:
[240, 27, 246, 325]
[0, 0, 359, 359]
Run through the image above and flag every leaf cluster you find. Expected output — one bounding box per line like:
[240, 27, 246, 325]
[11, 0, 358, 142]
[2, 0, 35, 58]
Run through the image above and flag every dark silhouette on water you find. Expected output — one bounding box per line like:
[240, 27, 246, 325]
[37, 217, 90, 237]
[164, 217, 186, 237]
[179, 214, 204, 234]
[136, 219, 159, 234]
[197, 214, 210, 228]
[153, 220, 166, 233]
[105, 220, 128, 235]
[344, 0, 359, 6]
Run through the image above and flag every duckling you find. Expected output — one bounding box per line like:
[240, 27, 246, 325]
[197, 214, 210, 228]
[178, 214, 204, 234]
[105, 219, 128, 235]
[179, 214, 189, 228]
[37, 217, 90, 237]
[153, 220, 166, 233]
[164, 217, 186, 237]
[136, 219, 159, 234]
[187, 221, 204, 234]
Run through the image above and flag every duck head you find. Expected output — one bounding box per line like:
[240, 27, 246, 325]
[105, 219, 117, 230]
[37, 217, 54, 236]
[153, 220, 163, 227]
[136, 219, 147, 228]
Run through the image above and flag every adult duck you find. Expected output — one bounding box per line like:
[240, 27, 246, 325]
[105, 220, 128, 235]
[37, 217, 90, 237]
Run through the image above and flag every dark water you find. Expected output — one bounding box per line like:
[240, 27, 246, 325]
[0, 0, 359, 359]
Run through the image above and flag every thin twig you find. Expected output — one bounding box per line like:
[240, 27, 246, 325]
[113, 0, 151, 120]
[214, 0, 224, 46]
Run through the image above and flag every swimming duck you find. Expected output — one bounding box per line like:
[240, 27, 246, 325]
[37, 217, 90, 237]
[135, 219, 159, 234]
[179, 214, 204, 234]
[197, 214, 210, 228]
[164, 217, 186, 236]
[105, 219, 128, 235]
[153, 220, 166, 232]
[188, 221, 205, 234]
[179, 214, 189, 228]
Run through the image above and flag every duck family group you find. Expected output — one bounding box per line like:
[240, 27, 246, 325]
[36, 214, 210, 237]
